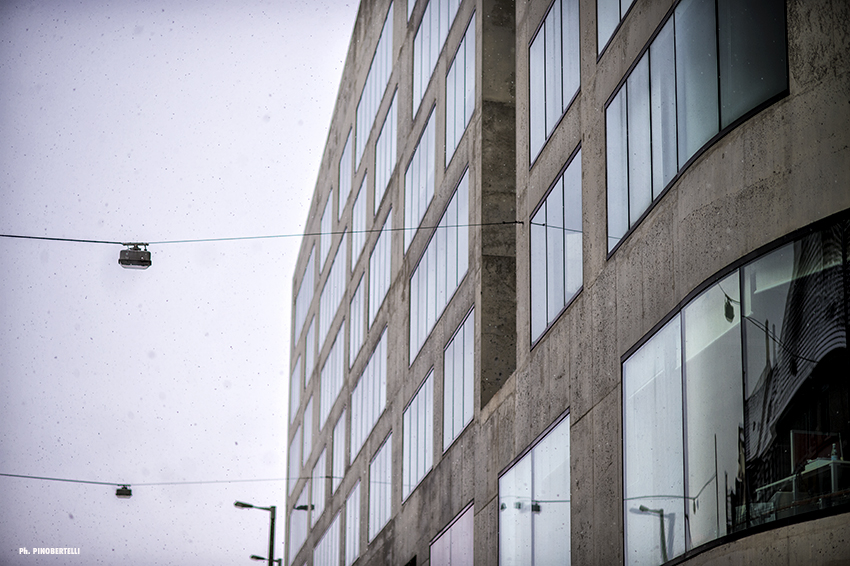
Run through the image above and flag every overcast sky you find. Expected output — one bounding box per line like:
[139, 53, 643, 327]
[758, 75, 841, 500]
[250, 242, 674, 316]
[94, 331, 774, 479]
[0, 1, 357, 564]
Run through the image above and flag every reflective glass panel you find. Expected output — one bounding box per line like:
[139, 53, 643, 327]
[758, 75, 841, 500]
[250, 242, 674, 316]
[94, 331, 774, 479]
[675, 0, 719, 166]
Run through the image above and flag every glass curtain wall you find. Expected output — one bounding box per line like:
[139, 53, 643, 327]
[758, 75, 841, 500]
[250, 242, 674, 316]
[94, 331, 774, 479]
[623, 216, 850, 565]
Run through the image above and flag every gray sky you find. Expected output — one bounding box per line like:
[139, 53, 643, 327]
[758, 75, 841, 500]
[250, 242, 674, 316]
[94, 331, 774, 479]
[0, 0, 357, 563]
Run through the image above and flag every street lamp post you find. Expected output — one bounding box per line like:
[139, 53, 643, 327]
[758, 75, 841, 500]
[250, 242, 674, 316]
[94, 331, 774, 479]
[234, 501, 276, 566]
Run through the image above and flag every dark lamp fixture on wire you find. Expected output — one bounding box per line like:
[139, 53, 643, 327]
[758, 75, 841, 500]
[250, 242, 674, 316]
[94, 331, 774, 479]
[115, 485, 132, 498]
[119, 244, 151, 269]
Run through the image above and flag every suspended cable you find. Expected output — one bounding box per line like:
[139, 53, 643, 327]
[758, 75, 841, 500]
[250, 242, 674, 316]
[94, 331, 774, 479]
[0, 234, 124, 246]
[0, 220, 523, 248]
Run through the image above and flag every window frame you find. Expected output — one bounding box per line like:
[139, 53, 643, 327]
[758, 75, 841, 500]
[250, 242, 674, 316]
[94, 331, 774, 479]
[603, 0, 789, 259]
[619, 209, 850, 564]
[529, 144, 583, 348]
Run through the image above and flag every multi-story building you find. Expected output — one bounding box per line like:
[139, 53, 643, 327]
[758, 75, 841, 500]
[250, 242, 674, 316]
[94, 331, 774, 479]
[286, 0, 850, 564]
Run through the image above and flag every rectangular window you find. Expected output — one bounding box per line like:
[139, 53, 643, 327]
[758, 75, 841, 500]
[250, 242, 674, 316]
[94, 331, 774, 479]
[529, 0, 580, 161]
[606, 0, 786, 252]
[445, 13, 475, 165]
[597, 0, 636, 53]
[319, 232, 348, 350]
[320, 327, 344, 430]
[530, 149, 582, 343]
[303, 397, 313, 466]
[289, 486, 309, 565]
[312, 449, 327, 527]
[623, 317, 685, 565]
[305, 318, 316, 386]
[369, 211, 393, 324]
[333, 410, 346, 494]
[443, 309, 474, 450]
[289, 425, 302, 495]
[350, 277, 366, 368]
[403, 371, 434, 500]
[369, 434, 393, 541]
[404, 109, 436, 250]
[351, 330, 388, 459]
[624, 271, 744, 564]
[499, 415, 571, 565]
[345, 482, 361, 566]
[293, 248, 314, 342]
[339, 130, 353, 219]
[321, 197, 332, 268]
[409, 170, 469, 361]
[314, 512, 341, 566]
[356, 3, 394, 167]
[430, 504, 474, 566]
[375, 92, 398, 214]
[290, 357, 301, 423]
[352, 178, 367, 265]
[413, 0, 461, 117]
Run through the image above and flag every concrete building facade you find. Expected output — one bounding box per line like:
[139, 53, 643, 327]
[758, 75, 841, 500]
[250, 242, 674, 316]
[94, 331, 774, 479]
[286, 0, 850, 564]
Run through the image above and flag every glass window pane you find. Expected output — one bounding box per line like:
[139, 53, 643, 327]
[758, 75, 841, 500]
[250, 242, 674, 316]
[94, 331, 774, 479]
[447, 60, 457, 158]
[683, 272, 743, 547]
[531, 205, 547, 341]
[597, 0, 619, 53]
[650, 19, 678, 199]
[623, 315, 686, 566]
[627, 53, 652, 226]
[444, 339, 455, 450]
[530, 31, 546, 160]
[544, 1, 562, 136]
[463, 312, 474, 427]
[532, 418, 571, 563]
[563, 152, 583, 298]
[606, 89, 628, 251]
[457, 171, 469, 278]
[546, 182, 565, 323]
[498, 456, 532, 566]
[741, 226, 849, 528]
[675, 0, 719, 166]
[453, 323, 464, 439]
[464, 15, 475, 128]
[562, 0, 580, 110]
[718, 0, 787, 128]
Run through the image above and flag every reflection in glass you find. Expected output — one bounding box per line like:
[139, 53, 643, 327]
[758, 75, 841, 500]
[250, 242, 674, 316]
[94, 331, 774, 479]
[718, 0, 787, 128]
[675, 0, 719, 166]
[742, 223, 850, 528]
[499, 415, 569, 565]
[624, 316, 685, 566]
[532, 417, 571, 563]
[683, 273, 743, 548]
[623, 216, 850, 563]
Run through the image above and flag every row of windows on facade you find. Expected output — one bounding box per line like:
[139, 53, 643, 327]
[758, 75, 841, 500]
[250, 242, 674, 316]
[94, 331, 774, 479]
[290, 170, 469, 433]
[529, 0, 786, 342]
[293, 473, 474, 566]
[292, 5, 476, 376]
[289, 309, 475, 565]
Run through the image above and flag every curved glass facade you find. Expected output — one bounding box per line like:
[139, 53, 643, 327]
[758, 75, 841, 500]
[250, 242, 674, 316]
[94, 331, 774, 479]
[624, 213, 850, 565]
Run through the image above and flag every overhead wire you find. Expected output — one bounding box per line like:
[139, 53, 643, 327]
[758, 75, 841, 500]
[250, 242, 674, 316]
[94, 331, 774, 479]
[0, 220, 524, 248]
